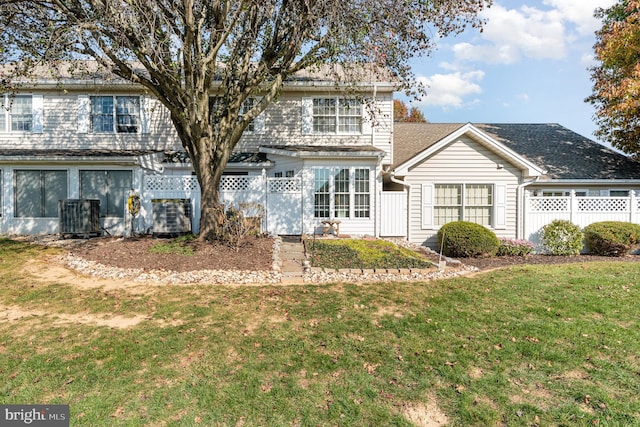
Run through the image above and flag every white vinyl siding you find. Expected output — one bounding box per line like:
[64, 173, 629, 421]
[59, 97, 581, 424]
[408, 136, 520, 247]
[14, 170, 68, 218]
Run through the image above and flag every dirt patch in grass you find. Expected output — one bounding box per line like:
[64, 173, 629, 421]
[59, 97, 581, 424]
[0, 304, 147, 329]
[400, 395, 449, 427]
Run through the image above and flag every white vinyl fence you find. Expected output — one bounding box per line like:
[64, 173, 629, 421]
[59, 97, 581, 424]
[525, 190, 640, 247]
[141, 174, 302, 235]
[380, 191, 407, 236]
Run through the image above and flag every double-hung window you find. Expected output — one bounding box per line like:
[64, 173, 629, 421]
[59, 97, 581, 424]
[1, 94, 42, 133]
[210, 97, 262, 133]
[80, 170, 132, 217]
[90, 96, 140, 133]
[433, 184, 494, 227]
[14, 170, 68, 218]
[313, 167, 371, 219]
[308, 98, 362, 134]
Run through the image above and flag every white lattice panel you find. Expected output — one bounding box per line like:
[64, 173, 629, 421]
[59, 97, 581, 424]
[221, 176, 251, 191]
[145, 176, 200, 192]
[528, 197, 568, 212]
[268, 178, 301, 193]
[578, 197, 628, 212]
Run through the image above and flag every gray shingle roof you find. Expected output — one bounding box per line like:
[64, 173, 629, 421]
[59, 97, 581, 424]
[393, 122, 640, 180]
[0, 149, 160, 158]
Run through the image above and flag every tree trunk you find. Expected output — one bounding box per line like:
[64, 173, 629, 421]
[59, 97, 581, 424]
[194, 136, 234, 241]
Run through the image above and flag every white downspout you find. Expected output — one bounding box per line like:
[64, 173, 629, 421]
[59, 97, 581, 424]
[388, 170, 412, 242]
[517, 176, 540, 240]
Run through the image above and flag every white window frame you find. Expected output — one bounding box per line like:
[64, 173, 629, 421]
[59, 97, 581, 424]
[90, 95, 141, 134]
[313, 167, 371, 219]
[303, 97, 363, 135]
[0, 94, 43, 133]
[422, 182, 506, 230]
[78, 95, 149, 134]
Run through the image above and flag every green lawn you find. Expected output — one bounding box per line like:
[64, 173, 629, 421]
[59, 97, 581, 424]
[1, 239, 639, 426]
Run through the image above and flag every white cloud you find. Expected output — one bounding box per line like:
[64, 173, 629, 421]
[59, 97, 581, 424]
[542, 0, 618, 35]
[451, 0, 618, 66]
[454, 3, 566, 64]
[416, 71, 485, 108]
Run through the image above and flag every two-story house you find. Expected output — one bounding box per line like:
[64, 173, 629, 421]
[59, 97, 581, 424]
[0, 65, 395, 237]
[4, 64, 640, 251]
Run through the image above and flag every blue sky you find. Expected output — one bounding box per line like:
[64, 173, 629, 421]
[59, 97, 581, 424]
[399, 0, 617, 144]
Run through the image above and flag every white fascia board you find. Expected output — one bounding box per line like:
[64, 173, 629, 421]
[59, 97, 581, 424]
[259, 146, 384, 159]
[393, 123, 546, 178]
[531, 179, 640, 185]
[0, 156, 140, 165]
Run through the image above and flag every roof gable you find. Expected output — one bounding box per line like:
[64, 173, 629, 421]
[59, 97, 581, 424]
[392, 122, 545, 178]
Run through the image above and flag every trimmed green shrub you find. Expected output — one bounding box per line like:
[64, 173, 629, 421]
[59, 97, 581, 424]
[437, 221, 499, 258]
[497, 238, 535, 256]
[539, 220, 583, 255]
[584, 221, 640, 256]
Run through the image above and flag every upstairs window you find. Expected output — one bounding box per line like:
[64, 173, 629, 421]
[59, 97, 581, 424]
[209, 97, 263, 133]
[309, 98, 362, 134]
[90, 96, 140, 133]
[0, 94, 43, 133]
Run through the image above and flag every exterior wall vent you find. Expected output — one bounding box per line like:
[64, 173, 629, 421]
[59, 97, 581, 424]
[59, 199, 102, 238]
[151, 198, 192, 237]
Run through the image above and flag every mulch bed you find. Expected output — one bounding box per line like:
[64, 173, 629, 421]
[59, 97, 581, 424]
[68, 235, 274, 272]
[66, 235, 640, 274]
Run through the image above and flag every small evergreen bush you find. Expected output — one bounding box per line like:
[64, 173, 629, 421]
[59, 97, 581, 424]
[437, 221, 499, 258]
[584, 221, 640, 256]
[497, 238, 535, 256]
[539, 220, 583, 255]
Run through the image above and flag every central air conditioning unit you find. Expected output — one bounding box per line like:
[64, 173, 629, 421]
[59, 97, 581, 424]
[152, 198, 192, 237]
[59, 199, 102, 239]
